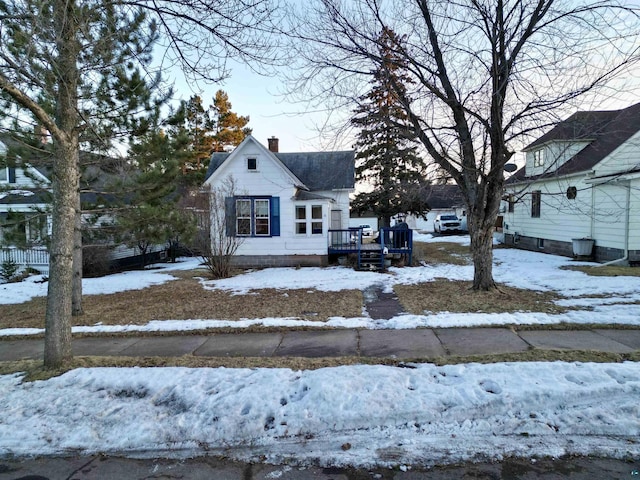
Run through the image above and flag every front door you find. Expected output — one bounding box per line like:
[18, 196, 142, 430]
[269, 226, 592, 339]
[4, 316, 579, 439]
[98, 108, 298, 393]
[330, 210, 342, 229]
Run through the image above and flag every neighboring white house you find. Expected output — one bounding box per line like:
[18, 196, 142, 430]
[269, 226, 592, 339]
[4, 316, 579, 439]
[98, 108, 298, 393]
[203, 135, 355, 267]
[503, 102, 640, 264]
[0, 139, 163, 275]
[0, 139, 53, 272]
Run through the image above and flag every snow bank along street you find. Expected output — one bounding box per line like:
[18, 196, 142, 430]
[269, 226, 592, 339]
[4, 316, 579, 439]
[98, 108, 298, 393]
[1, 362, 639, 467]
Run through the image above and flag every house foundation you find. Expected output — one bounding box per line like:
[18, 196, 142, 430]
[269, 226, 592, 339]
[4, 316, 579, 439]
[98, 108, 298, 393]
[503, 234, 640, 264]
[230, 255, 329, 268]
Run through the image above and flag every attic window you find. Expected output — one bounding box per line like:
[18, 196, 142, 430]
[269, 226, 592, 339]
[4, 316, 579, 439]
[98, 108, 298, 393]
[566, 186, 577, 199]
[533, 149, 544, 167]
[247, 158, 257, 170]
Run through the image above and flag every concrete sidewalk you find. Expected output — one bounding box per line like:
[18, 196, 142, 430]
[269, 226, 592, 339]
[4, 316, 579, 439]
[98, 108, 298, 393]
[1, 327, 639, 362]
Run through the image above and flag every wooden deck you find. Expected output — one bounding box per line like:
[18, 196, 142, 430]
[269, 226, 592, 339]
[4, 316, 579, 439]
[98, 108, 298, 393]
[328, 227, 413, 270]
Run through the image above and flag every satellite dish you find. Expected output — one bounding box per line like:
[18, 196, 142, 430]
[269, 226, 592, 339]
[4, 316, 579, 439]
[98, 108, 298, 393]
[503, 163, 517, 173]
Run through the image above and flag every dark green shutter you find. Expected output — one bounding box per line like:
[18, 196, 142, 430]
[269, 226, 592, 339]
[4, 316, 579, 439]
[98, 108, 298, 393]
[225, 197, 236, 236]
[270, 197, 280, 236]
[8, 167, 16, 183]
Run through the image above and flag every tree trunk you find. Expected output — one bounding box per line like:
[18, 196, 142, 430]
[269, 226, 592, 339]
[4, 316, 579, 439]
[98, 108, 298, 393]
[44, 0, 80, 369]
[468, 213, 497, 291]
[72, 202, 83, 316]
[44, 139, 78, 367]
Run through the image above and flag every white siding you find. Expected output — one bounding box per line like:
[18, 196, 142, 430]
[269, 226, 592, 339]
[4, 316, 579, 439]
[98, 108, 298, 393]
[0, 165, 49, 189]
[505, 174, 638, 251]
[591, 183, 628, 250]
[504, 175, 593, 243]
[593, 129, 640, 177]
[524, 141, 590, 177]
[629, 179, 640, 251]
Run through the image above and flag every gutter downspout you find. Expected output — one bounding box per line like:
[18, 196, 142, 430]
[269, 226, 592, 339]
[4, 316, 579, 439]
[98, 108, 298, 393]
[599, 180, 630, 267]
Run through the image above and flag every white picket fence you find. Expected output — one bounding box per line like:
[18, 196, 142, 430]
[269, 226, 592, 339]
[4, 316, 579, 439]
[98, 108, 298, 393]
[0, 247, 50, 275]
[0, 244, 168, 277]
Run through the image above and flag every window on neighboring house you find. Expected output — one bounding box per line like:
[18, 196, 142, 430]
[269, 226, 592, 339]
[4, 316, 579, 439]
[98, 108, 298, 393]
[533, 149, 544, 167]
[295, 204, 324, 235]
[0, 212, 47, 246]
[0, 167, 7, 182]
[531, 190, 541, 218]
[247, 158, 257, 170]
[227, 196, 280, 238]
[508, 194, 515, 213]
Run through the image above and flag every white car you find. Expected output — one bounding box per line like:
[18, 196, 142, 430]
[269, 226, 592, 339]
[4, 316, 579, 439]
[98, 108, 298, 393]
[434, 214, 462, 233]
[359, 224, 374, 237]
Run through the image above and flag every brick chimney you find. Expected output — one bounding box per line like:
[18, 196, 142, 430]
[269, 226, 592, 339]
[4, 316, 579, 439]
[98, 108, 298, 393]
[268, 136, 279, 153]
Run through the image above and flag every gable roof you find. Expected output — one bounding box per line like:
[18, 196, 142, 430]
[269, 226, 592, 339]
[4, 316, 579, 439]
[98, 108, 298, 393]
[423, 184, 466, 209]
[512, 101, 640, 181]
[204, 137, 355, 191]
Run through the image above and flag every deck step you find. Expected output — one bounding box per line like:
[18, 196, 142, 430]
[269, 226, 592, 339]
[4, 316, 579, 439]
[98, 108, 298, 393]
[358, 251, 385, 272]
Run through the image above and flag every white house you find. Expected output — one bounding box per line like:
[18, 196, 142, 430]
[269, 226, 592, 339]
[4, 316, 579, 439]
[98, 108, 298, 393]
[0, 139, 53, 271]
[503, 102, 640, 264]
[203, 135, 355, 267]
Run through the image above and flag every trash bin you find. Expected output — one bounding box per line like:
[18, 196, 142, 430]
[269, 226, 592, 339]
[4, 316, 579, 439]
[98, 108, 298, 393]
[572, 238, 594, 257]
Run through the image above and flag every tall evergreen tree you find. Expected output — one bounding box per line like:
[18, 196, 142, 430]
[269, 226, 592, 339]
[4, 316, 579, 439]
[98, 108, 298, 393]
[350, 28, 429, 229]
[210, 90, 252, 153]
[170, 90, 251, 186]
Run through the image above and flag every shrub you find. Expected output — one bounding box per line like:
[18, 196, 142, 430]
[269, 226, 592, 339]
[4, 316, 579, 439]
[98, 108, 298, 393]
[0, 258, 20, 282]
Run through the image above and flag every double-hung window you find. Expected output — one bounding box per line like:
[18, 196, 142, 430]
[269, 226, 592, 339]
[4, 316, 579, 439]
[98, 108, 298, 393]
[533, 149, 544, 168]
[236, 199, 252, 235]
[254, 199, 270, 235]
[228, 196, 279, 237]
[0, 167, 7, 183]
[531, 191, 541, 218]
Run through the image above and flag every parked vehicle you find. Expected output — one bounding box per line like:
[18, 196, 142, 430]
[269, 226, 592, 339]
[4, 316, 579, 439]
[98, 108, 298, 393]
[434, 214, 462, 233]
[359, 224, 374, 237]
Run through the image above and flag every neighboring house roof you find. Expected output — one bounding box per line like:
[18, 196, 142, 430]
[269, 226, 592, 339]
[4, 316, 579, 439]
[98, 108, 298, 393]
[0, 189, 50, 206]
[205, 138, 355, 191]
[423, 184, 466, 209]
[511, 102, 640, 181]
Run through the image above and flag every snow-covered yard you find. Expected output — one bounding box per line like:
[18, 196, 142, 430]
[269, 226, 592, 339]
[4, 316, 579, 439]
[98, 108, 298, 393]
[1, 236, 639, 467]
[2, 233, 640, 336]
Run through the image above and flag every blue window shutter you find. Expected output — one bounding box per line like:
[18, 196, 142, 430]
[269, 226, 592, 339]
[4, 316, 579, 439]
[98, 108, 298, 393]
[225, 197, 236, 236]
[8, 167, 16, 183]
[270, 197, 280, 236]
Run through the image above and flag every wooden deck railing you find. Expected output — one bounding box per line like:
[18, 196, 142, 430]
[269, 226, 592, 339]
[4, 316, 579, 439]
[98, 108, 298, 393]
[328, 226, 413, 267]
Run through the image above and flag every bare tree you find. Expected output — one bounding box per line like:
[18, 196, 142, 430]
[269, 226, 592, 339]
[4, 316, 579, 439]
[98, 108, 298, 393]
[285, 0, 640, 290]
[192, 176, 246, 279]
[0, 0, 283, 368]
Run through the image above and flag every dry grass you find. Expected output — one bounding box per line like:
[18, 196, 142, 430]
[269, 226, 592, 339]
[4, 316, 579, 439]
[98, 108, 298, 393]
[0, 270, 363, 330]
[561, 264, 640, 277]
[3, 348, 639, 381]
[412, 241, 472, 266]
[395, 279, 566, 315]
